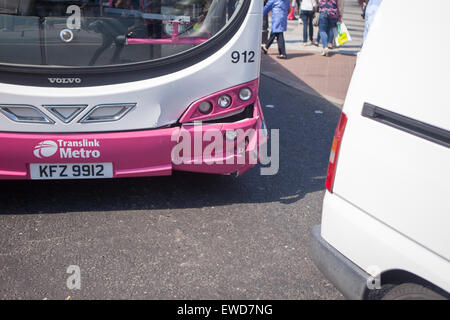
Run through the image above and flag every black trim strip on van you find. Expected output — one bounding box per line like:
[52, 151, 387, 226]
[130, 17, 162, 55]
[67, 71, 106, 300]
[362, 102, 450, 148]
[0, 0, 251, 87]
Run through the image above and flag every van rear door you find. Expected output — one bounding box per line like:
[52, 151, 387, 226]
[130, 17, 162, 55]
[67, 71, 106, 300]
[332, 0, 450, 260]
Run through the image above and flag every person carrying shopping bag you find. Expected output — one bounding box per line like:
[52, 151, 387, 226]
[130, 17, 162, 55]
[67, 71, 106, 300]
[261, 0, 290, 59]
[300, 0, 318, 46]
[317, 0, 343, 56]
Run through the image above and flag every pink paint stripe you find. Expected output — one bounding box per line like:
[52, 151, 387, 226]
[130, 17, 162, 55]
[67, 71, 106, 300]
[127, 38, 208, 45]
[0, 169, 27, 177]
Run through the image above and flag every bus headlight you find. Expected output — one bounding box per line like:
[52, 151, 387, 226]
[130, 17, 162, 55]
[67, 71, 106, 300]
[179, 79, 259, 123]
[239, 88, 252, 101]
[198, 101, 213, 114]
[218, 95, 232, 108]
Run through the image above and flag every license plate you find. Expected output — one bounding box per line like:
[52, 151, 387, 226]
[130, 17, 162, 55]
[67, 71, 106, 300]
[30, 163, 113, 180]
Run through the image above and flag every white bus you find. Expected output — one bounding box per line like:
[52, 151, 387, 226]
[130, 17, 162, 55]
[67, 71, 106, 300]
[0, 0, 266, 180]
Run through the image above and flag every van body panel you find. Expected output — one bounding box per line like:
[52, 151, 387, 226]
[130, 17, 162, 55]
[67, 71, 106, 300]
[318, 0, 450, 294]
[330, 0, 450, 261]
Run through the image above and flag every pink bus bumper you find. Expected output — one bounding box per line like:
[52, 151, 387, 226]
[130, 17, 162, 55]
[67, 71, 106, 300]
[0, 102, 266, 180]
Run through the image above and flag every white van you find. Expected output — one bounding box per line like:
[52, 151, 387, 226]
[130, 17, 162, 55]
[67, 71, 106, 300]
[310, 0, 450, 299]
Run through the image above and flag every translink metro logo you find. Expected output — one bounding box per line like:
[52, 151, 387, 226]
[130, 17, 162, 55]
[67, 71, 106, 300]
[33, 141, 58, 158]
[33, 139, 101, 159]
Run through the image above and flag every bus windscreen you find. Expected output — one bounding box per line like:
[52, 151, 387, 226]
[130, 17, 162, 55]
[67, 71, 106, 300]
[0, 0, 242, 66]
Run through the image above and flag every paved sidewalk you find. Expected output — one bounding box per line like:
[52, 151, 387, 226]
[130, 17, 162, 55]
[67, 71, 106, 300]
[261, 0, 365, 105]
[284, 0, 364, 55]
[261, 51, 356, 104]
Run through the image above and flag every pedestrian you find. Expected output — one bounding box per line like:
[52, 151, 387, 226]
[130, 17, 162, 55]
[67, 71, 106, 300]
[295, 0, 301, 17]
[261, 0, 290, 59]
[300, 0, 318, 46]
[317, 0, 343, 56]
[359, 0, 368, 19]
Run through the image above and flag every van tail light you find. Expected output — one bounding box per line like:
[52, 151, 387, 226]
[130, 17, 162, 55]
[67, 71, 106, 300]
[325, 112, 347, 193]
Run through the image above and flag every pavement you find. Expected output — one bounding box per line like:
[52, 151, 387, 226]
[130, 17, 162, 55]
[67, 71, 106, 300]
[262, 0, 365, 105]
[0, 76, 344, 300]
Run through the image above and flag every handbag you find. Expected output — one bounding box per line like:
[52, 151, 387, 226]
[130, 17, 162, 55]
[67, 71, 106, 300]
[312, 12, 319, 26]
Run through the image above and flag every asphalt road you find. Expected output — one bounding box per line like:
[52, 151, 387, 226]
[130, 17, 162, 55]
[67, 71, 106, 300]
[0, 75, 343, 300]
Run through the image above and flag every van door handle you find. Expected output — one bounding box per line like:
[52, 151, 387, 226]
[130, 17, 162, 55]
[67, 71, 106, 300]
[362, 103, 450, 148]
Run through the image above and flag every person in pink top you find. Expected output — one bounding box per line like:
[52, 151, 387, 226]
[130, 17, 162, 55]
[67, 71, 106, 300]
[317, 0, 343, 56]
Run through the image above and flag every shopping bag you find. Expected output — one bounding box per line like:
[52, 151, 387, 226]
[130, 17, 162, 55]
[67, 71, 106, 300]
[333, 22, 352, 46]
[338, 22, 352, 42]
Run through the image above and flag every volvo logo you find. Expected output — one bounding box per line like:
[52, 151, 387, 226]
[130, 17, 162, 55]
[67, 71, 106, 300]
[33, 141, 58, 158]
[48, 77, 82, 84]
